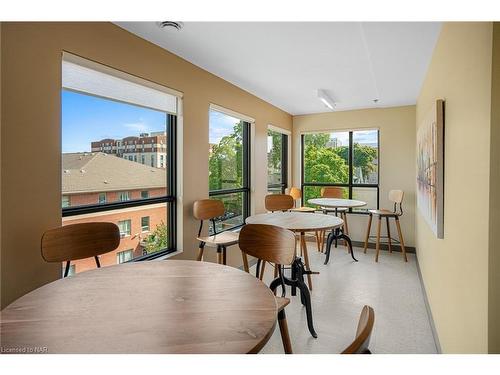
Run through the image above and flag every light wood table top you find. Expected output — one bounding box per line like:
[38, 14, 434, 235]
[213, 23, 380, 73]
[246, 212, 343, 232]
[308, 198, 367, 208]
[0, 260, 278, 354]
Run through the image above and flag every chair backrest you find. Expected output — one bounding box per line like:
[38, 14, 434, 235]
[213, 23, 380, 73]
[239, 224, 296, 266]
[321, 187, 344, 198]
[265, 194, 294, 212]
[388, 190, 404, 215]
[287, 187, 302, 201]
[341, 305, 375, 354]
[193, 199, 225, 220]
[388, 190, 404, 204]
[41, 222, 120, 263]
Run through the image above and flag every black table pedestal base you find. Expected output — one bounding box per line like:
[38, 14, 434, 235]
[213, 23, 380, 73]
[270, 258, 318, 338]
[324, 228, 358, 264]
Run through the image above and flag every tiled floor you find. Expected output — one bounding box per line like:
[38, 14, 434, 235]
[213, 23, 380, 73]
[255, 242, 437, 354]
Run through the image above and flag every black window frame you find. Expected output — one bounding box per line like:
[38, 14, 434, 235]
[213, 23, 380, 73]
[267, 130, 288, 194]
[208, 118, 251, 233]
[301, 130, 380, 214]
[62, 114, 177, 261]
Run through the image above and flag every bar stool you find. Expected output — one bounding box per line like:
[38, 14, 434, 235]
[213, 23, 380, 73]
[363, 190, 407, 262]
[193, 199, 248, 270]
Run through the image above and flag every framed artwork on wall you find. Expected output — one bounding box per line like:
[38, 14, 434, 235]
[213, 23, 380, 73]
[417, 99, 445, 239]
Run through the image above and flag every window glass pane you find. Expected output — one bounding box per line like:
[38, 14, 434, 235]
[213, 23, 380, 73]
[352, 187, 378, 211]
[303, 186, 349, 208]
[267, 187, 283, 195]
[303, 132, 349, 184]
[116, 249, 133, 264]
[267, 130, 283, 186]
[141, 190, 149, 199]
[352, 130, 379, 184]
[141, 216, 150, 232]
[209, 111, 244, 191]
[98, 193, 106, 204]
[62, 205, 169, 274]
[62, 90, 168, 210]
[62, 196, 70, 208]
[209, 193, 245, 234]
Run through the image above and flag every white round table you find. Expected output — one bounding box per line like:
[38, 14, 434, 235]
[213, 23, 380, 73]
[308, 198, 366, 264]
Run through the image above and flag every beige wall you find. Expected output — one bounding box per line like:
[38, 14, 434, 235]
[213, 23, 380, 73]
[416, 22, 493, 353]
[292, 106, 416, 247]
[0, 22, 292, 308]
[489, 23, 500, 354]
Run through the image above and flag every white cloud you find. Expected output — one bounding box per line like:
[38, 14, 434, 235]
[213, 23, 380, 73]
[124, 122, 150, 133]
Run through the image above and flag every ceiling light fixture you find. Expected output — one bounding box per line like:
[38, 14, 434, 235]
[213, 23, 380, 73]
[157, 21, 184, 31]
[317, 89, 336, 110]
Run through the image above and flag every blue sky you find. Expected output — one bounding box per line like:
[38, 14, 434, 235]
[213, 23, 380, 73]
[331, 130, 378, 146]
[62, 90, 167, 153]
[209, 110, 240, 144]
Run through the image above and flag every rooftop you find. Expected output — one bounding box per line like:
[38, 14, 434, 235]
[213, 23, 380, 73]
[62, 152, 166, 194]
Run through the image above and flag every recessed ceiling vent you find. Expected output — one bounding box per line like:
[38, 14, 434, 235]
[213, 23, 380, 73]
[157, 21, 184, 31]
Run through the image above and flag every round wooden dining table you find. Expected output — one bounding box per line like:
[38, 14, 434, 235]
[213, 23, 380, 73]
[0, 260, 278, 354]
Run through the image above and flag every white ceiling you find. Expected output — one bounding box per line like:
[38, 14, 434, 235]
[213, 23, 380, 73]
[115, 22, 442, 115]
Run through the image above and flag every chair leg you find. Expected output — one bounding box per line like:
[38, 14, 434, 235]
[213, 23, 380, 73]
[216, 246, 223, 264]
[241, 251, 249, 273]
[278, 309, 293, 354]
[342, 212, 348, 248]
[395, 217, 408, 262]
[196, 242, 205, 261]
[315, 231, 321, 252]
[259, 261, 266, 280]
[274, 263, 279, 278]
[300, 233, 313, 291]
[364, 214, 373, 254]
[386, 217, 392, 253]
[375, 216, 382, 262]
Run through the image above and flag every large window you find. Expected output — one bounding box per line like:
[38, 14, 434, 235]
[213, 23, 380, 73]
[267, 129, 288, 194]
[61, 53, 178, 275]
[302, 129, 379, 211]
[208, 108, 251, 233]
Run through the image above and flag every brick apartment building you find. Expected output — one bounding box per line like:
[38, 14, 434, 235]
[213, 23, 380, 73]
[61, 152, 168, 275]
[91, 131, 167, 169]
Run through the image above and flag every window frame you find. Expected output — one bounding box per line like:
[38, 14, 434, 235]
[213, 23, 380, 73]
[300, 129, 380, 214]
[62, 114, 177, 261]
[267, 129, 289, 194]
[208, 114, 251, 233]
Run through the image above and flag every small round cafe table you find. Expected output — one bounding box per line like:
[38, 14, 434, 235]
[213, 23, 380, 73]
[0, 260, 278, 354]
[308, 198, 367, 264]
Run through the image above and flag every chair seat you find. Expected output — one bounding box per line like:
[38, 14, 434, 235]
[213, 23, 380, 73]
[290, 206, 316, 213]
[275, 296, 290, 312]
[368, 209, 397, 217]
[197, 231, 239, 247]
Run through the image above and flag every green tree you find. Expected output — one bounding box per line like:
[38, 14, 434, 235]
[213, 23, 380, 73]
[267, 130, 283, 186]
[302, 134, 350, 206]
[143, 221, 168, 254]
[209, 122, 244, 220]
[334, 143, 377, 183]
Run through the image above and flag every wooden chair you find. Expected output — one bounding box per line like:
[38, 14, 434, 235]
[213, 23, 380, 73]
[319, 186, 349, 250]
[287, 187, 322, 253]
[341, 305, 375, 354]
[363, 190, 407, 262]
[239, 223, 296, 354]
[193, 199, 247, 270]
[41, 222, 120, 277]
[264, 194, 294, 212]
